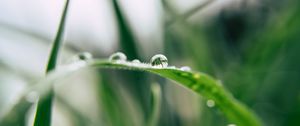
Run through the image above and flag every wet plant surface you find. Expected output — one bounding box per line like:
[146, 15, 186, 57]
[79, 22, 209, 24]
[1, 0, 300, 126]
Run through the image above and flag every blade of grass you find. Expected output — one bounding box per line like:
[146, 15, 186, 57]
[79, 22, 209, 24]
[112, 0, 139, 59]
[111, 0, 151, 120]
[1, 59, 262, 126]
[98, 72, 133, 126]
[147, 83, 162, 126]
[34, 0, 70, 126]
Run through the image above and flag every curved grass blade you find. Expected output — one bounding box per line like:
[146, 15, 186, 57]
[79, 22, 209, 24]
[147, 83, 162, 126]
[1, 59, 262, 126]
[91, 61, 262, 126]
[34, 0, 70, 126]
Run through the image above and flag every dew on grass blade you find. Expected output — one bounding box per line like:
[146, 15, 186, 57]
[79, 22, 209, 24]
[150, 54, 168, 68]
[132, 59, 141, 63]
[227, 124, 236, 126]
[180, 66, 191, 71]
[77, 52, 93, 61]
[69, 52, 93, 63]
[109, 52, 127, 62]
[206, 99, 215, 108]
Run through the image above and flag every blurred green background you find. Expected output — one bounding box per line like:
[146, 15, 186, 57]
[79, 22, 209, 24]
[0, 0, 300, 125]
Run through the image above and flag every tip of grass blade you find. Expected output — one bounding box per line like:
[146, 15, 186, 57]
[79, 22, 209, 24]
[34, 0, 70, 126]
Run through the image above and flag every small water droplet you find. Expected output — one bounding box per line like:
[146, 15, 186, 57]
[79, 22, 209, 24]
[68, 52, 93, 64]
[77, 52, 93, 61]
[26, 91, 39, 103]
[109, 52, 127, 62]
[180, 66, 191, 71]
[227, 124, 236, 126]
[132, 59, 141, 63]
[150, 54, 168, 68]
[206, 99, 215, 108]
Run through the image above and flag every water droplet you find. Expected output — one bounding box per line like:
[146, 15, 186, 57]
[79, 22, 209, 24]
[180, 66, 191, 71]
[227, 124, 236, 126]
[206, 99, 215, 108]
[150, 54, 168, 68]
[109, 52, 127, 62]
[68, 52, 93, 64]
[26, 91, 39, 103]
[132, 59, 141, 63]
[77, 52, 93, 61]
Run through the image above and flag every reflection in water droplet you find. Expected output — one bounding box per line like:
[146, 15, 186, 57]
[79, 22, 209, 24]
[206, 99, 215, 108]
[109, 52, 127, 62]
[132, 59, 141, 63]
[77, 52, 93, 61]
[180, 66, 191, 71]
[26, 91, 39, 103]
[150, 54, 168, 68]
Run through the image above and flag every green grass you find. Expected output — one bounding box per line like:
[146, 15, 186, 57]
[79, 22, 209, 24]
[0, 58, 262, 126]
[1, 0, 300, 126]
[34, 0, 70, 126]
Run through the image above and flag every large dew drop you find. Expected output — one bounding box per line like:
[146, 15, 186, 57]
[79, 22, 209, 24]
[109, 52, 127, 62]
[150, 54, 168, 68]
[132, 59, 141, 63]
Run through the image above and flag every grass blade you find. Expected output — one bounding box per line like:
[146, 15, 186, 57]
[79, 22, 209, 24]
[34, 0, 70, 126]
[112, 0, 139, 59]
[45, 0, 70, 72]
[1, 58, 262, 126]
[111, 0, 151, 119]
[147, 83, 162, 126]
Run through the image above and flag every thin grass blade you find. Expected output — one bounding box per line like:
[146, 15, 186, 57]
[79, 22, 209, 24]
[34, 0, 70, 126]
